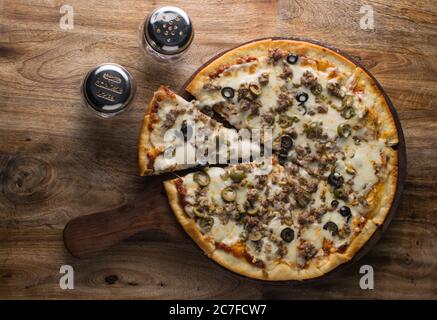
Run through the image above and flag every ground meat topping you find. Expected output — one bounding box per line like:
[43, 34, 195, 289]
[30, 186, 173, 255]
[300, 70, 318, 88]
[299, 242, 317, 260]
[277, 243, 288, 257]
[258, 72, 270, 86]
[268, 48, 285, 64]
[327, 82, 344, 98]
[240, 99, 251, 111]
[317, 104, 328, 113]
[262, 113, 274, 126]
[246, 188, 258, 204]
[162, 110, 180, 128]
[280, 64, 293, 80]
[251, 101, 261, 117]
[298, 210, 315, 225]
[276, 92, 294, 113]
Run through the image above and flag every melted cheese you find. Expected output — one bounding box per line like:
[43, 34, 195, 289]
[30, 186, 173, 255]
[210, 217, 243, 245]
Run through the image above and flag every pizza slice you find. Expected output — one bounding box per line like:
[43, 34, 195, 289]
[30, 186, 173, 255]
[138, 86, 262, 175]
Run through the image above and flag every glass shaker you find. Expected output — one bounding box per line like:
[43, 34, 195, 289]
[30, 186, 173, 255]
[139, 6, 194, 63]
[81, 63, 136, 118]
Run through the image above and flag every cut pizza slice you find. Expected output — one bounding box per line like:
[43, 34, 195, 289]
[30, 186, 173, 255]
[138, 86, 262, 175]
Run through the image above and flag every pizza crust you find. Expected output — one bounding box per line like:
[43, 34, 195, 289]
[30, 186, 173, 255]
[138, 114, 153, 176]
[138, 86, 175, 176]
[164, 179, 216, 255]
[186, 38, 357, 96]
[352, 67, 399, 146]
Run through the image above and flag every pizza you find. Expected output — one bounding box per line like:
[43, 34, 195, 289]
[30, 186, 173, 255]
[138, 85, 261, 175]
[138, 39, 399, 281]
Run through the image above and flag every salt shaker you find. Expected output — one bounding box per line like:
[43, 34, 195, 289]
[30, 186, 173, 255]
[139, 6, 194, 63]
[81, 63, 136, 118]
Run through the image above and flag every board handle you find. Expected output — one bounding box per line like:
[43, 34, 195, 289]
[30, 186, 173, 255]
[63, 196, 183, 258]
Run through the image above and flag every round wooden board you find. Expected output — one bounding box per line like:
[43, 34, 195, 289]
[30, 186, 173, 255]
[179, 37, 407, 284]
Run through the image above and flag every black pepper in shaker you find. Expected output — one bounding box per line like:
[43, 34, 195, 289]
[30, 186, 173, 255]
[81, 63, 136, 118]
[139, 6, 194, 62]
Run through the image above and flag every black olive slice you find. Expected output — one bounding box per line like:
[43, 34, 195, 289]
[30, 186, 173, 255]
[286, 53, 298, 64]
[328, 172, 344, 188]
[281, 227, 295, 242]
[323, 221, 339, 236]
[221, 87, 235, 99]
[280, 134, 294, 150]
[278, 154, 288, 166]
[296, 92, 309, 103]
[339, 206, 351, 218]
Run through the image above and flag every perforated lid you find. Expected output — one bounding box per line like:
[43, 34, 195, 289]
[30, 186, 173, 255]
[144, 6, 194, 55]
[82, 63, 135, 115]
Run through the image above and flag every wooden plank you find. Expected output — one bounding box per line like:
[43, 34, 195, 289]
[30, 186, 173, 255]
[0, 0, 436, 299]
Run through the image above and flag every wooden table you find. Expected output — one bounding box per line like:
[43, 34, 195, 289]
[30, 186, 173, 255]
[0, 0, 436, 299]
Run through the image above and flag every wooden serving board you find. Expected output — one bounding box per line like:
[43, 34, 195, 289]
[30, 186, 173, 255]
[1, 0, 436, 299]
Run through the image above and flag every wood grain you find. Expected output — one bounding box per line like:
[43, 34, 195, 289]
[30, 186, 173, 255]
[0, 0, 436, 299]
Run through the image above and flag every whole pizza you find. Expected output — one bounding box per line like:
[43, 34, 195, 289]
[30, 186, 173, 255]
[138, 39, 399, 281]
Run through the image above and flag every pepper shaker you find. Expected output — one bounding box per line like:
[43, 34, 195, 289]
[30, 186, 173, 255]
[81, 63, 136, 118]
[139, 6, 194, 63]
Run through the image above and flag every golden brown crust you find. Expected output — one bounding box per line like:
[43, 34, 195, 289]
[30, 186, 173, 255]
[138, 86, 173, 176]
[163, 179, 216, 255]
[352, 67, 399, 146]
[370, 148, 399, 225]
[138, 114, 153, 176]
[342, 148, 398, 260]
[186, 38, 357, 96]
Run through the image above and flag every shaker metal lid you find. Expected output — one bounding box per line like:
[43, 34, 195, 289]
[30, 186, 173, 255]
[82, 63, 135, 114]
[144, 6, 194, 55]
